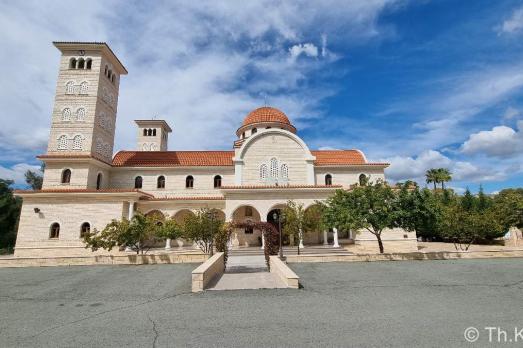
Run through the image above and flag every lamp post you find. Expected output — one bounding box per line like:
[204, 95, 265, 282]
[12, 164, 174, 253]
[273, 211, 284, 259]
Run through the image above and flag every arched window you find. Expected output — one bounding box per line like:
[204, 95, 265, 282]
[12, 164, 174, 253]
[76, 108, 86, 121]
[61, 169, 71, 184]
[96, 173, 102, 190]
[65, 81, 75, 94]
[134, 176, 143, 189]
[157, 175, 165, 189]
[77, 58, 85, 69]
[79, 81, 88, 94]
[69, 58, 77, 69]
[186, 175, 194, 188]
[49, 223, 60, 239]
[147, 128, 152, 136]
[280, 164, 288, 179]
[152, 129, 156, 136]
[57, 135, 68, 150]
[359, 173, 368, 186]
[142, 143, 149, 151]
[72, 135, 83, 150]
[143, 129, 148, 136]
[270, 158, 278, 178]
[150, 143, 157, 151]
[80, 222, 90, 237]
[86, 59, 92, 70]
[104, 65, 108, 76]
[325, 174, 332, 186]
[214, 175, 222, 188]
[242, 132, 245, 139]
[260, 164, 268, 180]
[252, 128, 257, 134]
[108, 70, 112, 79]
[61, 108, 71, 121]
[111, 75, 115, 83]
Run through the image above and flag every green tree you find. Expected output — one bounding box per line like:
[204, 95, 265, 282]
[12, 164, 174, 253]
[24, 164, 44, 190]
[461, 188, 476, 211]
[425, 169, 439, 190]
[323, 182, 397, 253]
[83, 213, 160, 254]
[436, 168, 452, 189]
[182, 208, 224, 255]
[493, 188, 523, 229]
[282, 201, 321, 255]
[157, 217, 182, 241]
[440, 203, 504, 250]
[0, 179, 22, 252]
[477, 185, 492, 211]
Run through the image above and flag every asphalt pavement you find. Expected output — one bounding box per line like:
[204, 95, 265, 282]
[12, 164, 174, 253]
[0, 258, 522, 347]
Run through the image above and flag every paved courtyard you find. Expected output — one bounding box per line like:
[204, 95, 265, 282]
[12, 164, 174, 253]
[1, 259, 522, 347]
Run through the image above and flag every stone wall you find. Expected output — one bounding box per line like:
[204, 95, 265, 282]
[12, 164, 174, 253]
[354, 228, 418, 252]
[241, 132, 309, 184]
[109, 167, 234, 196]
[14, 197, 125, 257]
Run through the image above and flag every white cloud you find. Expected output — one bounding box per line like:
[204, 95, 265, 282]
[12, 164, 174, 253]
[499, 6, 523, 34]
[384, 149, 505, 184]
[0, 163, 41, 186]
[384, 150, 452, 182]
[0, 0, 400, 158]
[503, 106, 520, 120]
[460, 121, 523, 158]
[289, 43, 319, 59]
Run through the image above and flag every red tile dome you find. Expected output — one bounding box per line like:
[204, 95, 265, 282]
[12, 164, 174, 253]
[242, 107, 291, 126]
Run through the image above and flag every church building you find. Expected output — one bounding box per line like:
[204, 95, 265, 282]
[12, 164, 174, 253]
[14, 42, 416, 257]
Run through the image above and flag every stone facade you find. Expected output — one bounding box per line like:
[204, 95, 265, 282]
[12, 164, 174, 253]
[14, 41, 415, 258]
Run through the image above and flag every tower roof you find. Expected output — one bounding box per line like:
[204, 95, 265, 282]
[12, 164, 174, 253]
[134, 120, 172, 132]
[53, 41, 128, 74]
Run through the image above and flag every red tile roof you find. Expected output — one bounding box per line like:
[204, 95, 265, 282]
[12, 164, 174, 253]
[242, 107, 291, 126]
[112, 151, 235, 167]
[220, 184, 343, 189]
[14, 188, 153, 197]
[312, 150, 367, 165]
[111, 150, 388, 167]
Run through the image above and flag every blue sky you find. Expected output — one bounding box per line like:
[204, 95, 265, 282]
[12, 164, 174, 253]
[0, 0, 522, 193]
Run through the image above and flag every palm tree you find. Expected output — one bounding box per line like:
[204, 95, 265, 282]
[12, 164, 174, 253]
[425, 169, 439, 190]
[437, 168, 452, 189]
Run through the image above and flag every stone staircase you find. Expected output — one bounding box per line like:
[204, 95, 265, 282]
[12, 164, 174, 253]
[226, 254, 267, 273]
[228, 245, 352, 257]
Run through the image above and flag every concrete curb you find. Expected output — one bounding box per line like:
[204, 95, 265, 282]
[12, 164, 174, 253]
[285, 249, 523, 263]
[0, 252, 208, 268]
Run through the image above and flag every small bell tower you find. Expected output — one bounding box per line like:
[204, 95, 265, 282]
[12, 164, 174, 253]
[135, 120, 172, 151]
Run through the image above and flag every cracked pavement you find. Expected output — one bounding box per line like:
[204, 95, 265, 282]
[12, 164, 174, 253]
[0, 259, 522, 347]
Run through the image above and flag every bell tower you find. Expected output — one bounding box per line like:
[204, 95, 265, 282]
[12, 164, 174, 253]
[135, 120, 172, 151]
[46, 42, 127, 162]
[40, 42, 127, 189]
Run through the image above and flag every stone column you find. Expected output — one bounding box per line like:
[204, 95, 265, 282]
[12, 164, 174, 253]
[125, 201, 135, 252]
[323, 230, 328, 245]
[333, 227, 340, 248]
[261, 232, 265, 249]
[165, 238, 171, 250]
[299, 228, 305, 249]
[349, 229, 353, 240]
